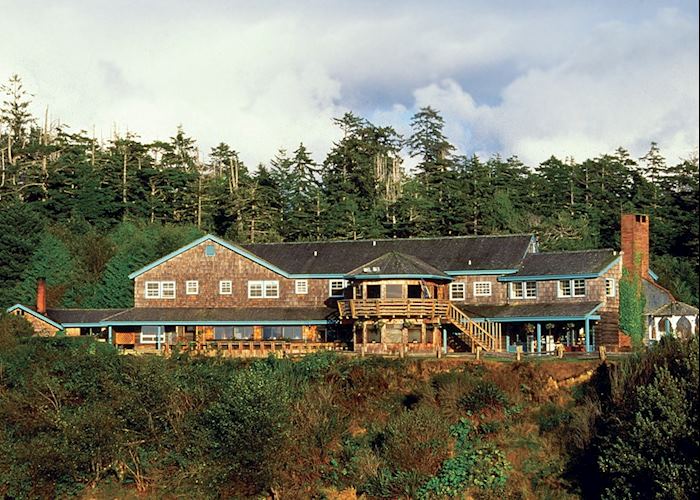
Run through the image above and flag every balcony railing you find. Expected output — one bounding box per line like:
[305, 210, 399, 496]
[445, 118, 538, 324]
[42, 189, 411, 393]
[337, 299, 451, 319]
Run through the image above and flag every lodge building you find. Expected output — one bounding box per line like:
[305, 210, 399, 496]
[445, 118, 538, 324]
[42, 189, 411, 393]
[9, 213, 690, 356]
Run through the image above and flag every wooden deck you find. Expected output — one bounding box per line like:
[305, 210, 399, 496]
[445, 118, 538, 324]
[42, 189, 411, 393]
[337, 298, 450, 319]
[337, 299, 500, 352]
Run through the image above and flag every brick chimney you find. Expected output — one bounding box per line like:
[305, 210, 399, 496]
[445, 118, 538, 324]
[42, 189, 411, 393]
[621, 213, 650, 280]
[36, 277, 47, 315]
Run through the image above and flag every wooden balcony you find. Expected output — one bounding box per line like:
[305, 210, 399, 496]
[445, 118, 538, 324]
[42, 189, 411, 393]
[337, 299, 451, 319]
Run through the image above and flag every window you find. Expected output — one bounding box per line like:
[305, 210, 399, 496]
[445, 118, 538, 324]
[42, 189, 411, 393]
[161, 282, 175, 298]
[329, 279, 348, 297]
[219, 280, 232, 295]
[140, 326, 165, 344]
[213, 326, 253, 340]
[185, 280, 199, 295]
[558, 279, 586, 298]
[385, 284, 403, 298]
[144, 281, 176, 299]
[511, 281, 537, 299]
[605, 278, 616, 297]
[145, 282, 160, 299]
[248, 280, 279, 298]
[449, 282, 466, 301]
[263, 325, 303, 340]
[473, 282, 492, 297]
[295, 279, 308, 295]
[205, 244, 216, 256]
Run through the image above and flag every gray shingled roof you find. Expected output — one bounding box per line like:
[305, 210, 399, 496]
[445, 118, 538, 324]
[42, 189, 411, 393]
[508, 249, 618, 278]
[45, 309, 125, 324]
[348, 251, 451, 279]
[243, 234, 533, 274]
[456, 301, 602, 319]
[104, 307, 337, 323]
[642, 279, 675, 314]
[648, 302, 698, 317]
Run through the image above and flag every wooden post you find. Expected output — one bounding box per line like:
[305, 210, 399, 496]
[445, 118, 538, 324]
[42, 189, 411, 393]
[475, 346, 482, 360]
[599, 345, 607, 361]
[361, 322, 367, 357]
[516, 345, 523, 361]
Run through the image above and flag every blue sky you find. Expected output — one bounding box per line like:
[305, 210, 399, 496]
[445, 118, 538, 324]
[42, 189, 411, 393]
[3, 0, 698, 167]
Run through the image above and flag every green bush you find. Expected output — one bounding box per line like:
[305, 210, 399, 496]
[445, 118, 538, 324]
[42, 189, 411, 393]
[566, 336, 699, 499]
[460, 380, 510, 412]
[418, 418, 511, 498]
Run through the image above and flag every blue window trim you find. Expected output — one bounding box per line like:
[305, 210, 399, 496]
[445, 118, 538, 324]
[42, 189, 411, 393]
[5, 304, 64, 330]
[500, 256, 621, 282]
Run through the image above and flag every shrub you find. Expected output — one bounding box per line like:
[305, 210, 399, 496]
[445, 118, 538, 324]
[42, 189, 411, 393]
[418, 418, 511, 498]
[0, 313, 34, 350]
[376, 405, 451, 477]
[460, 380, 510, 412]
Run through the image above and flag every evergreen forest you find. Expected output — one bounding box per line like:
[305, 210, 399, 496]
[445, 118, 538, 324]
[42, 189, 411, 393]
[0, 74, 697, 309]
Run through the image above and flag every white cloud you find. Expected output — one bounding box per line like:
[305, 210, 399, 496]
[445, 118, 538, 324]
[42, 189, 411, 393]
[1, 1, 697, 168]
[409, 8, 699, 165]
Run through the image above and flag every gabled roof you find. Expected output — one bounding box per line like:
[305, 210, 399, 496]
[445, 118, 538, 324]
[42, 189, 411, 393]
[456, 301, 602, 321]
[6, 304, 64, 330]
[642, 278, 675, 314]
[501, 250, 619, 281]
[243, 234, 533, 275]
[127, 234, 290, 280]
[347, 252, 451, 280]
[648, 302, 698, 317]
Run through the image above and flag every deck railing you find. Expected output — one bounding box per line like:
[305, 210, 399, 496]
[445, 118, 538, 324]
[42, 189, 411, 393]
[164, 340, 344, 357]
[337, 299, 451, 319]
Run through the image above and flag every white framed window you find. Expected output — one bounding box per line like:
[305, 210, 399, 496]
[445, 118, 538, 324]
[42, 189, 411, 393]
[219, 280, 233, 295]
[161, 282, 176, 299]
[449, 282, 466, 301]
[248, 281, 263, 298]
[248, 280, 279, 298]
[186, 280, 199, 295]
[144, 281, 175, 299]
[605, 278, 616, 297]
[558, 279, 586, 298]
[473, 282, 492, 297]
[140, 326, 165, 344]
[295, 279, 309, 295]
[329, 279, 348, 298]
[511, 281, 537, 299]
[145, 281, 161, 299]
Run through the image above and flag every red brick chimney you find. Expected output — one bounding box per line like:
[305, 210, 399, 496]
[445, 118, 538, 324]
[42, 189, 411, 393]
[621, 213, 650, 280]
[36, 277, 47, 315]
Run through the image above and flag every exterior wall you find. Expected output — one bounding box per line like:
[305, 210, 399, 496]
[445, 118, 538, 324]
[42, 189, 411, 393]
[596, 260, 622, 349]
[505, 276, 609, 305]
[134, 240, 335, 308]
[448, 275, 508, 304]
[10, 309, 60, 336]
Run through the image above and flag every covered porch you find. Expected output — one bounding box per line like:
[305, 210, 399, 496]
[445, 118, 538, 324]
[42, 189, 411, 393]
[456, 302, 603, 353]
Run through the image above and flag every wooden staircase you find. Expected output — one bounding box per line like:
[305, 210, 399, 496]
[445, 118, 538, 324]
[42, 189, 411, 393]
[446, 303, 499, 352]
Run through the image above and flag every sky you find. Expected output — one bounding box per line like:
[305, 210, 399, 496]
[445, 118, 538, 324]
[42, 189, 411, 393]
[3, 0, 698, 168]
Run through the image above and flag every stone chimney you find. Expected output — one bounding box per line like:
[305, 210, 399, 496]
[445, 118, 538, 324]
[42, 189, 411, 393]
[621, 213, 650, 280]
[36, 277, 47, 315]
